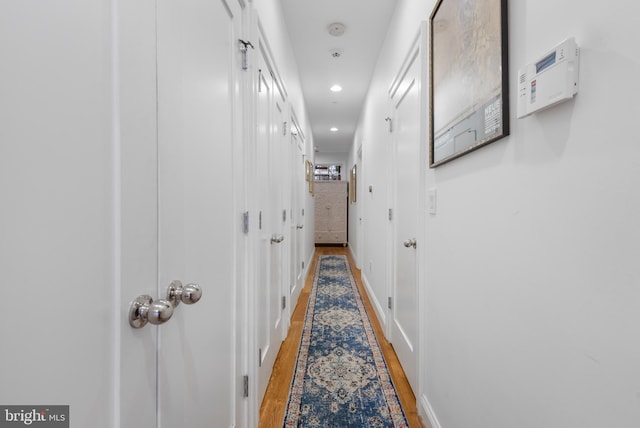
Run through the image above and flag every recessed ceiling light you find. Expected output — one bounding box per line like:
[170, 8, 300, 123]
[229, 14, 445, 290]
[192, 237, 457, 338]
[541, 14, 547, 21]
[328, 23, 346, 37]
[330, 85, 342, 92]
[330, 127, 339, 132]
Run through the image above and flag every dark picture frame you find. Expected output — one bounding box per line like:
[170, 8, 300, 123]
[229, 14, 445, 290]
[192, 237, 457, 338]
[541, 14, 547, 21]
[429, 0, 509, 167]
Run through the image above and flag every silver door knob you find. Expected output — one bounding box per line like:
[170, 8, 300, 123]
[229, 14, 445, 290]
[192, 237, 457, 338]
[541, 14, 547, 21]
[166, 280, 202, 307]
[129, 295, 174, 328]
[296, 224, 303, 229]
[271, 234, 285, 244]
[403, 238, 417, 249]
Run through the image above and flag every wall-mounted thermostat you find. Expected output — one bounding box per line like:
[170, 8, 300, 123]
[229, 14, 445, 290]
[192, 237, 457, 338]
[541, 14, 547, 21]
[517, 37, 579, 118]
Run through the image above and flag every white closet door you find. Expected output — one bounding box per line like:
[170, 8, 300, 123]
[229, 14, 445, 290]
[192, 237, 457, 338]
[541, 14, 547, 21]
[254, 33, 286, 407]
[156, 0, 242, 425]
[390, 41, 422, 394]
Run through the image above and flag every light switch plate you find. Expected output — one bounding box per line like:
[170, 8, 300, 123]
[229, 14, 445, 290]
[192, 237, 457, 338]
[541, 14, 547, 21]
[428, 188, 437, 215]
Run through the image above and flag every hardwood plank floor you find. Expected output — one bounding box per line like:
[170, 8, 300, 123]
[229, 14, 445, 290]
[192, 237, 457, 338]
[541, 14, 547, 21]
[259, 246, 428, 427]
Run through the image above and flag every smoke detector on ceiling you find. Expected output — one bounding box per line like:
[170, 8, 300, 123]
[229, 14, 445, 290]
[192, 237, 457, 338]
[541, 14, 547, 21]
[330, 48, 343, 58]
[328, 22, 346, 37]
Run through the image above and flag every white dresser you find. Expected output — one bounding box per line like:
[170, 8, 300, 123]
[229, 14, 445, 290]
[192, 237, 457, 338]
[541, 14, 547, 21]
[314, 181, 347, 245]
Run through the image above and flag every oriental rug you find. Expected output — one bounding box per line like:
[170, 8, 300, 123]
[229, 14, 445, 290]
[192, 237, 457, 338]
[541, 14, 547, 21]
[283, 255, 408, 427]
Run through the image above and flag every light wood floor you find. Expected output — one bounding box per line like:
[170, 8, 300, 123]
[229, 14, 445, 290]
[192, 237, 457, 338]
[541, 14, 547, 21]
[259, 246, 426, 427]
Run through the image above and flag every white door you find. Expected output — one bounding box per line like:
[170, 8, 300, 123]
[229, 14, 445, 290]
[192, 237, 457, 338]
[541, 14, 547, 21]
[155, 0, 242, 426]
[289, 130, 298, 306]
[389, 45, 421, 394]
[0, 2, 129, 426]
[289, 129, 306, 310]
[271, 99, 288, 334]
[254, 44, 286, 404]
[356, 147, 364, 270]
[0, 1, 244, 427]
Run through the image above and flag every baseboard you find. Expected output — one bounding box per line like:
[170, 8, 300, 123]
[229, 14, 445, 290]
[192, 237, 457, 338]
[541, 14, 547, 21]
[420, 393, 442, 428]
[360, 272, 386, 327]
[305, 251, 314, 278]
[347, 243, 359, 270]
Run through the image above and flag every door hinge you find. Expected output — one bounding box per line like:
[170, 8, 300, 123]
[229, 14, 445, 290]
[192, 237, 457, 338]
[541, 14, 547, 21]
[385, 117, 393, 133]
[388, 297, 392, 309]
[283, 121, 288, 136]
[258, 348, 262, 367]
[302, 261, 305, 270]
[259, 211, 262, 230]
[388, 208, 393, 221]
[238, 39, 254, 71]
[243, 211, 249, 234]
[282, 295, 286, 310]
[283, 209, 287, 223]
[258, 69, 263, 92]
[242, 375, 249, 398]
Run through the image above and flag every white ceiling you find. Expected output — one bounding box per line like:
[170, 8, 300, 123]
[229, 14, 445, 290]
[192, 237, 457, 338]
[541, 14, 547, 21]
[280, 0, 398, 154]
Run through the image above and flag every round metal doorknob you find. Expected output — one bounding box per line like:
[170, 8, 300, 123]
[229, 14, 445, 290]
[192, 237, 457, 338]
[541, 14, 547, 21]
[403, 238, 417, 249]
[166, 280, 203, 307]
[270, 234, 285, 244]
[129, 295, 174, 329]
[296, 224, 303, 229]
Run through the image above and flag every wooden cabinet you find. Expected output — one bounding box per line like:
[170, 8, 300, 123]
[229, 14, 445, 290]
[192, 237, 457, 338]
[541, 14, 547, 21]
[314, 181, 347, 245]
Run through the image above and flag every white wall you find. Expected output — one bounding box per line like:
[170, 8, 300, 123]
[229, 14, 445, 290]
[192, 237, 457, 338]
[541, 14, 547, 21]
[353, 0, 409, 327]
[357, 1, 640, 427]
[346, 143, 362, 267]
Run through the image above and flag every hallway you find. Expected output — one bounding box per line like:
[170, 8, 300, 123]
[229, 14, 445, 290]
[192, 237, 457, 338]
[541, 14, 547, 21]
[2, 1, 639, 427]
[259, 246, 426, 427]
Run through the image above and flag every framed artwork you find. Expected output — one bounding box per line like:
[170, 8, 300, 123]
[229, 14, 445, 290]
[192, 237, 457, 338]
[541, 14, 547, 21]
[429, 0, 509, 167]
[305, 160, 314, 195]
[349, 164, 357, 203]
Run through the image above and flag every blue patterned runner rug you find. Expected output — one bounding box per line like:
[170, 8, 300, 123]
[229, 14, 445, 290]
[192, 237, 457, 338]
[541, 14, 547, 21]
[283, 255, 408, 427]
